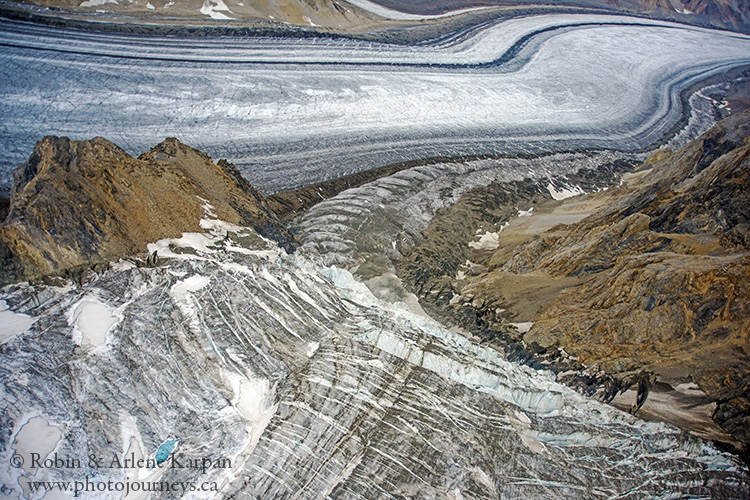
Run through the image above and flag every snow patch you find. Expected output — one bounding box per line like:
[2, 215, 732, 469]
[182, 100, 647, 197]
[468, 231, 499, 250]
[547, 183, 584, 200]
[12, 416, 62, 475]
[472, 467, 498, 497]
[198, 196, 217, 218]
[306, 342, 320, 358]
[510, 322, 534, 334]
[110, 259, 136, 272]
[199, 218, 243, 233]
[170, 275, 210, 308]
[519, 433, 547, 454]
[0, 300, 35, 345]
[80, 0, 118, 7]
[67, 296, 119, 349]
[116, 416, 168, 496]
[224, 372, 277, 455]
[518, 207, 534, 217]
[148, 233, 216, 259]
[200, 0, 233, 19]
[345, 0, 489, 20]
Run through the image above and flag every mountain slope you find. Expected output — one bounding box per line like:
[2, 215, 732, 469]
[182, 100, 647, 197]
[5, 0, 749, 33]
[452, 110, 750, 449]
[5, 0, 385, 30]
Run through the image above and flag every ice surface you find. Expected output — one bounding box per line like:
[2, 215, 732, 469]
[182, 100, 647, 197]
[300, 151, 640, 268]
[1, 12, 749, 498]
[0, 219, 747, 498]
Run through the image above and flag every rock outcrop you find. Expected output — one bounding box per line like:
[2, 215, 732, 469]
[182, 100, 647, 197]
[0, 136, 292, 284]
[511, 111, 750, 447]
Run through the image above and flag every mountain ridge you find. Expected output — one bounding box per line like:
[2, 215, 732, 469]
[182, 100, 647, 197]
[0, 135, 293, 285]
[4, 0, 749, 34]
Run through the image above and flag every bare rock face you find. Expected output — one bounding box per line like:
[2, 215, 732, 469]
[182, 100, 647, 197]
[455, 110, 750, 449]
[0, 136, 292, 284]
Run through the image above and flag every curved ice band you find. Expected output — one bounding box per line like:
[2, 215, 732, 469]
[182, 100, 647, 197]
[1, 14, 749, 193]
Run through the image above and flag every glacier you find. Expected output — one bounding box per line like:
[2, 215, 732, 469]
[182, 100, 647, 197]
[2, 10, 750, 498]
[1, 14, 750, 193]
[1, 200, 748, 498]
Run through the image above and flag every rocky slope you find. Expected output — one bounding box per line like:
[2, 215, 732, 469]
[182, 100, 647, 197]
[5, 0, 750, 33]
[402, 110, 750, 453]
[0, 136, 292, 285]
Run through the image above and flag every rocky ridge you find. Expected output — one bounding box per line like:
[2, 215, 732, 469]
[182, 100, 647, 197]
[400, 110, 750, 453]
[0, 136, 293, 285]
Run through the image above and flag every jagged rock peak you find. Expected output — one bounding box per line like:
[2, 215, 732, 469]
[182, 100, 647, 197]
[0, 136, 293, 285]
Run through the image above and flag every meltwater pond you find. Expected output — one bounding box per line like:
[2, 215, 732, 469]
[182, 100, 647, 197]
[1, 14, 750, 193]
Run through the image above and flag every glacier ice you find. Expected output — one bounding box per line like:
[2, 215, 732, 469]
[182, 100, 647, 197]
[0, 217, 747, 498]
[1, 14, 750, 193]
[1, 10, 750, 499]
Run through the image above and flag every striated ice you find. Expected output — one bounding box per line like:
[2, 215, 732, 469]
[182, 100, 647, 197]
[1, 17, 750, 495]
[1, 16, 750, 193]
